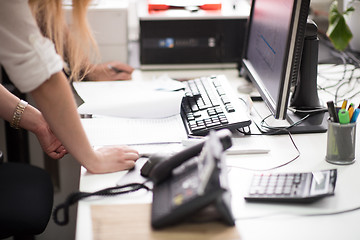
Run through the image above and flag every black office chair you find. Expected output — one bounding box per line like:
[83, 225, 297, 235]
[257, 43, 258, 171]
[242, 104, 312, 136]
[0, 151, 54, 239]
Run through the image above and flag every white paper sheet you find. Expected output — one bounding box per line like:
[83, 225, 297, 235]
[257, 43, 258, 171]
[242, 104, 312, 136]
[73, 80, 185, 118]
[81, 115, 188, 146]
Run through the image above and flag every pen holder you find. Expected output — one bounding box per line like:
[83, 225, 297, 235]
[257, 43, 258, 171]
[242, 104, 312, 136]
[326, 120, 357, 165]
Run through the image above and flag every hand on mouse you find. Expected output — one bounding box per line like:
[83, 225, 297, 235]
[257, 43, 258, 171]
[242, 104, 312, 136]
[85, 146, 139, 174]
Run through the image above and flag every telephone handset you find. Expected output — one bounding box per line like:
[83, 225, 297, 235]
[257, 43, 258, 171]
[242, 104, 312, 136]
[145, 129, 232, 185]
[149, 130, 235, 229]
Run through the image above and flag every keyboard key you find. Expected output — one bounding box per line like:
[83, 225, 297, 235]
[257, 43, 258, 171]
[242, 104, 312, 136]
[186, 113, 195, 121]
[207, 109, 217, 116]
[221, 96, 231, 104]
[225, 104, 235, 112]
[216, 87, 226, 96]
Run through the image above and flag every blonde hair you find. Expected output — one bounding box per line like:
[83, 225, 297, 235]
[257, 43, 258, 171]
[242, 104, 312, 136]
[28, 0, 98, 81]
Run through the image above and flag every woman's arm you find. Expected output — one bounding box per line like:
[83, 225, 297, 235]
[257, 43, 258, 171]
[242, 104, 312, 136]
[30, 71, 139, 173]
[0, 85, 66, 159]
[85, 61, 134, 81]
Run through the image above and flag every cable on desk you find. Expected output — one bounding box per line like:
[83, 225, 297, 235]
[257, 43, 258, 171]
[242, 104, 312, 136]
[287, 107, 328, 114]
[259, 113, 314, 134]
[234, 204, 360, 221]
[317, 32, 360, 105]
[238, 95, 325, 135]
[53, 181, 151, 226]
[233, 114, 301, 171]
[298, 205, 360, 217]
[241, 112, 312, 136]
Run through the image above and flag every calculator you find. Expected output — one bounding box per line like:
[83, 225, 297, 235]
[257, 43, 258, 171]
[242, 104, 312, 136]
[244, 169, 337, 203]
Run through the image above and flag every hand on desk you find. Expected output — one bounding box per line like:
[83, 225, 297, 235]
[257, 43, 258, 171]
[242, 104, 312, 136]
[86, 61, 134, 81]
[89, 146, 139, 174]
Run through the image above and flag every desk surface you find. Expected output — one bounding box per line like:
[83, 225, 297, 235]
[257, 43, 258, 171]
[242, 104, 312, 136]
[75, 68, 360, 240]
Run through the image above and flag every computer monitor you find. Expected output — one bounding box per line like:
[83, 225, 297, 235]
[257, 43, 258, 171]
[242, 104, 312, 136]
[241, 0, 328, 133]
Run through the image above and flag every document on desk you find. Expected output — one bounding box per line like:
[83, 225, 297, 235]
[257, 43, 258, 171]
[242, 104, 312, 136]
[81, 115, 188, 146]
[73, 80, 185, 119]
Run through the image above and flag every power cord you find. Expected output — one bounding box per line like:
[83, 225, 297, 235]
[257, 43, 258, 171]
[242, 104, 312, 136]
[317, 32, 360, 104]
[253, 112, 313, 135]
[235, 114, 301, 171]
[53, 181, 151, 226]
[235, 204, 360, 221]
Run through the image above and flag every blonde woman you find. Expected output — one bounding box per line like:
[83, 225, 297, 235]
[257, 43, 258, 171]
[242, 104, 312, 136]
[0, 0, 139, 173]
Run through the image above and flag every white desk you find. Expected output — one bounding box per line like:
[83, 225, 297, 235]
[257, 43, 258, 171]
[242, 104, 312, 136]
[75, 68, 360, 240]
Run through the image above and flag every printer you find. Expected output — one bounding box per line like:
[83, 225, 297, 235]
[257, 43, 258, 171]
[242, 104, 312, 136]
[138, 0, 250, 69]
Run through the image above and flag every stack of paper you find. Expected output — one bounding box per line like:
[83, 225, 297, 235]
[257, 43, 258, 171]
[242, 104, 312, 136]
[73, 80, 188, 147]
[73, 80, 185, 119]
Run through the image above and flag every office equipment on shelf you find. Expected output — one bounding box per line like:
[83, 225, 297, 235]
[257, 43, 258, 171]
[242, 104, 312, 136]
[150, 130, 234, 229]
[138, 0, 250, 69]
[241, 0, 328, 134]
[245, 169, 337, 203]
[180, 75, 251, 136]
[147, 0, 222, 11]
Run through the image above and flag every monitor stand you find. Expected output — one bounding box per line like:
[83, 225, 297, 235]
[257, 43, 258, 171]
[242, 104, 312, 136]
[251, 20, 328, 134]
[249, 100, 328, 135]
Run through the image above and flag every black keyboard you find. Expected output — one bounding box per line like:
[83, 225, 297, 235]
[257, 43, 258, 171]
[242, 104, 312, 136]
[181, 75, 251, 136]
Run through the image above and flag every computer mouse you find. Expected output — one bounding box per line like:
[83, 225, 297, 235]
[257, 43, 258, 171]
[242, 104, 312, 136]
[140, 152, 172, 178]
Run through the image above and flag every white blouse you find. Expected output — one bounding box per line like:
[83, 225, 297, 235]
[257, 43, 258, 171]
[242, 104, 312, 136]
[0, 0, 63, 93]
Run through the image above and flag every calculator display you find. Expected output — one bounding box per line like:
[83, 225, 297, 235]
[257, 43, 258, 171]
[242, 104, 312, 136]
[310, 171, 330, 195]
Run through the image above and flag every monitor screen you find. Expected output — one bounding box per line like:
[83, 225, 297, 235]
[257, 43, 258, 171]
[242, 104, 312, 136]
[241, 0, 327, 133]
[242, 0, 310, 120]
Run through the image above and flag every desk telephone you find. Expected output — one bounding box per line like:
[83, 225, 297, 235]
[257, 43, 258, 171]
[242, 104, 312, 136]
[142, 130, 235, 229]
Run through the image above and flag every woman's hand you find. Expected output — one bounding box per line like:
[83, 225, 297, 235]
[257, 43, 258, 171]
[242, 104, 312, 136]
[85, 146, 139, 174]
[34, 117, 67, 160]
[86, 61, 134, 81]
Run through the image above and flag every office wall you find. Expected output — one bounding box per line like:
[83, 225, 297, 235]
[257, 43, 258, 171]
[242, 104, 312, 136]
[310, 0, 335, 34]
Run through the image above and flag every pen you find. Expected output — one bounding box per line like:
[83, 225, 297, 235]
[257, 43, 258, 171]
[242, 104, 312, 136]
[338, 109, 350, 124]
[348, 104, 355, 120]
[107, 64, 123, 73]
[350, 108, 360, 123]
[348, 103, 354, 110]
[327, 101, 339, 122]
[341, 99, 348, 110]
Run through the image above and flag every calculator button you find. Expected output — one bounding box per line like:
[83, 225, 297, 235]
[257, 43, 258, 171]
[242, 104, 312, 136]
[294, 174, 302, 184]
[260, 175, 270, 186]
[285, 178, 293, 186]
[283, 186, 292, 195]
[266, 187, 275, 195]
[258, 187, 266, 195]
[275, 187, 283, 195]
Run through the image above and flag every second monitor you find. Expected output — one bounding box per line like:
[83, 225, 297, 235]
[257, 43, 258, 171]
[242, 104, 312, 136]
[241, 0, 328, 134]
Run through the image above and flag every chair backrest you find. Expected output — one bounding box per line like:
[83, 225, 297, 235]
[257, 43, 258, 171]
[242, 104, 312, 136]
[0, 161, 54, 238]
